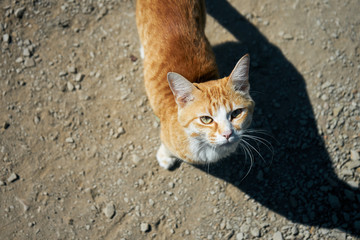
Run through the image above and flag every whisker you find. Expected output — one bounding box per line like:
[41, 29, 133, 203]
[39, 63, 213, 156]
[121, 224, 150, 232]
[238, 142, 254, 182]
[241, 138, 266, 164]
[242, 134, 274, 155]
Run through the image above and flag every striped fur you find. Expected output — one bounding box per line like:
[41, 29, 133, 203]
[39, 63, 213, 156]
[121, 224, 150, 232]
[136, 0, 254, 169]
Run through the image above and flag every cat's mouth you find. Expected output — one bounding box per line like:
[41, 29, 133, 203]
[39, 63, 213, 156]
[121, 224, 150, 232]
[216, 137, 239, 148]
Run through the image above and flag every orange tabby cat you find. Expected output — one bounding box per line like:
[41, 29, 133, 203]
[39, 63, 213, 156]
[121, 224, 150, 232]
[136, 0, 255, 169]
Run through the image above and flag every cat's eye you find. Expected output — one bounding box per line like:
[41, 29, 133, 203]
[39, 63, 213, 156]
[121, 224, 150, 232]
[231, 108, 244, 119]
[200, 116, 213, 124]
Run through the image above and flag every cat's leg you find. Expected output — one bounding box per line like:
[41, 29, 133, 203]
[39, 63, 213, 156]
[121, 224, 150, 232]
[156, 143, 176, 170]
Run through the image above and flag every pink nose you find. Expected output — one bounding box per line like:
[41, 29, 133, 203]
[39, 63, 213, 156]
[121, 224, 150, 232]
[222, 131, 232, 140]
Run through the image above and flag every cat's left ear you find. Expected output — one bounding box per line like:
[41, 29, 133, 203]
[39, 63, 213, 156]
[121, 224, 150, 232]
[167, 72, 196, 108]
[229, 54, 250, 93]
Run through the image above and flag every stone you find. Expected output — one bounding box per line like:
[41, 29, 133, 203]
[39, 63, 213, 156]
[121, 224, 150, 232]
[3, 34, 10, 43]
[15, 57, 23, 63]
[65, 137, 74, 143]
[328, 194, 341, 209]
[14, 7, 26, 18]
[250, 227, 260, 237]
[344, 189, 355, 201]
[115, 75, 125, 81]
[140, 222, 150, 232]
[7, 173, 19, 183]
[345, 160, 360, 169]
[117, 127, 125, 135]
[350, 150, 359, 161]
[131, 154, 143, 164]
[34, 116, 40, 124]
[333, 106, 343, 117]
[67, 82, 74, 91]
[59, 71, 68, 77]
[23, 48, 31, 57]
[24, 58, 36, 68]
[291, 226, 299, 235]
[67, 65, 77, 74]
[103, 203, 116, 219]
[240, 224, 250, 233]
[75, 73, 84, 82]
[283, 33, 294, 40]
[224, 230, 234, 239]
[236, 233, 244, 240]
[273, 231, 284, 240]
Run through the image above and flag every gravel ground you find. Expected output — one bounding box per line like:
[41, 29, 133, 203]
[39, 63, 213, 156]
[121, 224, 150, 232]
[0, 0, 359, 239]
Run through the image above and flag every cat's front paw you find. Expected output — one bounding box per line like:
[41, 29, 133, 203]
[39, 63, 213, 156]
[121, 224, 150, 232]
[156, 144, 176, 170]
[157, 157, 176, 170]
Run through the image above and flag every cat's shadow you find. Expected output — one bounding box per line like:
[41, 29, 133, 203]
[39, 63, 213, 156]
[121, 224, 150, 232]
[194, 0, 360, 237]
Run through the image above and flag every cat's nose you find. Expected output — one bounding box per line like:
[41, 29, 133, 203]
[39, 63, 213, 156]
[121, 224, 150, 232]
[222, 131, 232, 140]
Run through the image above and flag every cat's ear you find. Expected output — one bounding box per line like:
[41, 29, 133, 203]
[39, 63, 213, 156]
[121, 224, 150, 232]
[229, 54, 250, 93]
[167, 72, 196, 108]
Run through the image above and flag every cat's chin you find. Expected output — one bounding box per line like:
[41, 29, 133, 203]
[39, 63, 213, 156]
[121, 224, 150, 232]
[216, 140, 239, 150]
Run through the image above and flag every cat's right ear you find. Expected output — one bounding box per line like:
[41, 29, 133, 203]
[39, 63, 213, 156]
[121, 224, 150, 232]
[229, 54, 250, 93]
[167, 72, 196, 108]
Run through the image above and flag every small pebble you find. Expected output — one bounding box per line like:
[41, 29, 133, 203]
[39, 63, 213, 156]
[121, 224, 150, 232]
[250, 227, 260, 237]
[328, 194, 341, 209]
[350, 150, 359, 161]
[131, 154, 143, 164]
[283, 33, 294, 40]
[14, 7, 26, 18]
[333, 106, 343, 117]
[59, 71, 68, 77]
[140, 222, 150, 232]
[236, 233, 244, 240]
[115, 75, 125, 81]
[67, 82, 75, 91]
[273, 231, 284, 240]
[103, 203, 116, 219]
[67, 65, 77, 74]
[75, 73, 84, 82]
[3, 34, 10, 43]
[23, 48, 31, 57]
[34, 116, 40, 124]
[291, 226, 299, 235]
[7, 173, 19, 183]
[24, 58, 36, 68]
[117, 127, 125, 135]
[65, 137, 74, 143]
[15, 57, 24, 63]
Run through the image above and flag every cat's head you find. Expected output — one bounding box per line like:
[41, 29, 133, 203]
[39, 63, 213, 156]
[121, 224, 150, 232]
[167, 54, 255, 152]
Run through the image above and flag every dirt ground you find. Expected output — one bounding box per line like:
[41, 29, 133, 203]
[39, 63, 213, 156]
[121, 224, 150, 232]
[1, 0, 360, 239]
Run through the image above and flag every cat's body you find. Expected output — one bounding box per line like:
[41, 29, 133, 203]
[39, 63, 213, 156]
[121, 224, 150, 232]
[136, 0, 255, 169]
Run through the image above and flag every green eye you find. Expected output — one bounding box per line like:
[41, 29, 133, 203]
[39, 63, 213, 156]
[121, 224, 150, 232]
[200, 116, 213, 124]
[231, 108, 244, 119]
